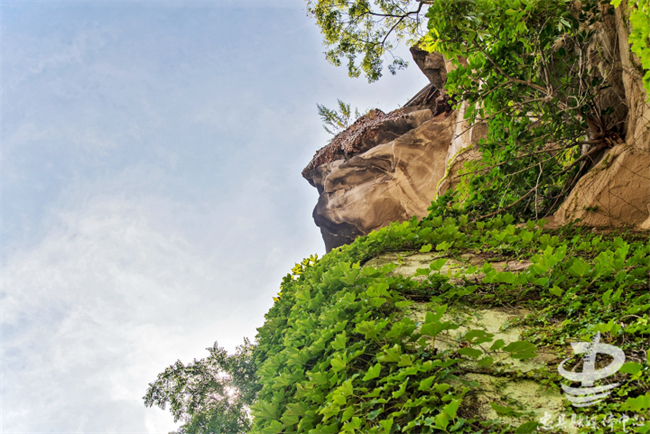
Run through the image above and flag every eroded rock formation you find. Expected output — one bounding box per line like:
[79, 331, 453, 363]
[303, 48, 460, 251]
[303, 107, 454, 251]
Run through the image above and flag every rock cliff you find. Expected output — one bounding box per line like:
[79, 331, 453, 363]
[304, 7, 649, 251]
[302, 84, 454, 251]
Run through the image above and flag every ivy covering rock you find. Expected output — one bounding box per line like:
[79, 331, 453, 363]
[251, 210, 650, 433]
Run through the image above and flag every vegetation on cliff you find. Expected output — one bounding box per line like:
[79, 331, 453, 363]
[426, 0, 622, 219]
[145, 1, 650, 432]
[250, 212, 649, 433]
[311, 0, 649, 220]
[615, 0, 650, 95]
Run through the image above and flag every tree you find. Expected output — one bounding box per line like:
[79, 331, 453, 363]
[307, 0, 433, 82]
[143, 339, 259, 434]
[317, 99, 363, 136]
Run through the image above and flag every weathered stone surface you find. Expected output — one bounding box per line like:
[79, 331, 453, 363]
[552, 144, 650, 227]
[305, 111, 455, 251]
[303, 108, 434, 181]
[410, 45, 447, 90]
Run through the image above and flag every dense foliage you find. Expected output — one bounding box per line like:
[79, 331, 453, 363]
[251, 210, 650, 433]
[425, 0, 627, 219]
[614, 0, 650, 96]
[306, 0, 429, 81]
[144, 339, 259, 434]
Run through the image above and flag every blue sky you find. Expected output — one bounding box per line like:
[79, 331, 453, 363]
[1, 1, 428, 431]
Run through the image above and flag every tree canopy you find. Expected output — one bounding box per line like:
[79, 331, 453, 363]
[143, 339, 259, 434]
[307, 0, 432, 82]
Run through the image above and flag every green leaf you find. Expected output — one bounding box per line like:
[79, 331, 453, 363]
[367, 282, 390, 297]
[490, 402, 521, 417]
[395, 300, 414, 309]
[520, 231, 533, 243]
[420, 243, 433, 252]
[515, 421, 540, 433]
[503, 341, 538, 359]
[464, 329, 494, 345]
[367, 408, 382, 420]
[419, 376, 435, 391]
[443, 399, 461, 419]
[342, 416, 361, 433]
[478, 356, 494, 367]
[425, 304, 448, 323]
[619, 362, 643, 376]
[341, 406, 355, 422]
[362, 363, 381, 381]
[430, 258, 448, 271]
[434, 410, 450, 431]
[331, 332, 347, 350]
[398, 354, 414, 366]
[421, 320, 458, 337]
[392, 380, 408, 399]
[621, 393, 650, 411]
[549, 286, 563, 297]
[377, 344, 401, 363]
[260, 420, 284, 434]
[369, 297, 386, 307]
[330, 354, 347, 372]
[379, 419, 393, 434]
[490, 339, 506, 351]
[569, 258, 590, 277]
[458, 347, 483, 359]
[433, 383, 451, 394]
[494, 271, 516, 284]
[251, 401, 279, 420]
[340, 379, 353, 397]
[355, 320, 386, 340]
[637, 423, 650, 434]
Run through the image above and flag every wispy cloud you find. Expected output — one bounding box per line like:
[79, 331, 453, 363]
[1, 2, 428, 431]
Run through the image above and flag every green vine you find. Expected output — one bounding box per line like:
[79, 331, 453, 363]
[251, 207, 650, 433]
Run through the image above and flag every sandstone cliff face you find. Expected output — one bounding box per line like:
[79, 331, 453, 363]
[303, 107, 454, 251]
[303, 47, 462, 251]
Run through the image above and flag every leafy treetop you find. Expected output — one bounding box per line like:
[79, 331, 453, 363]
[143, 339, 259, 434]
[307, 0, 432, 82]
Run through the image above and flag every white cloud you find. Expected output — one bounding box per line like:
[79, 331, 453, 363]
[0, 3, 429, 432]
[1, 188, 273, 432]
